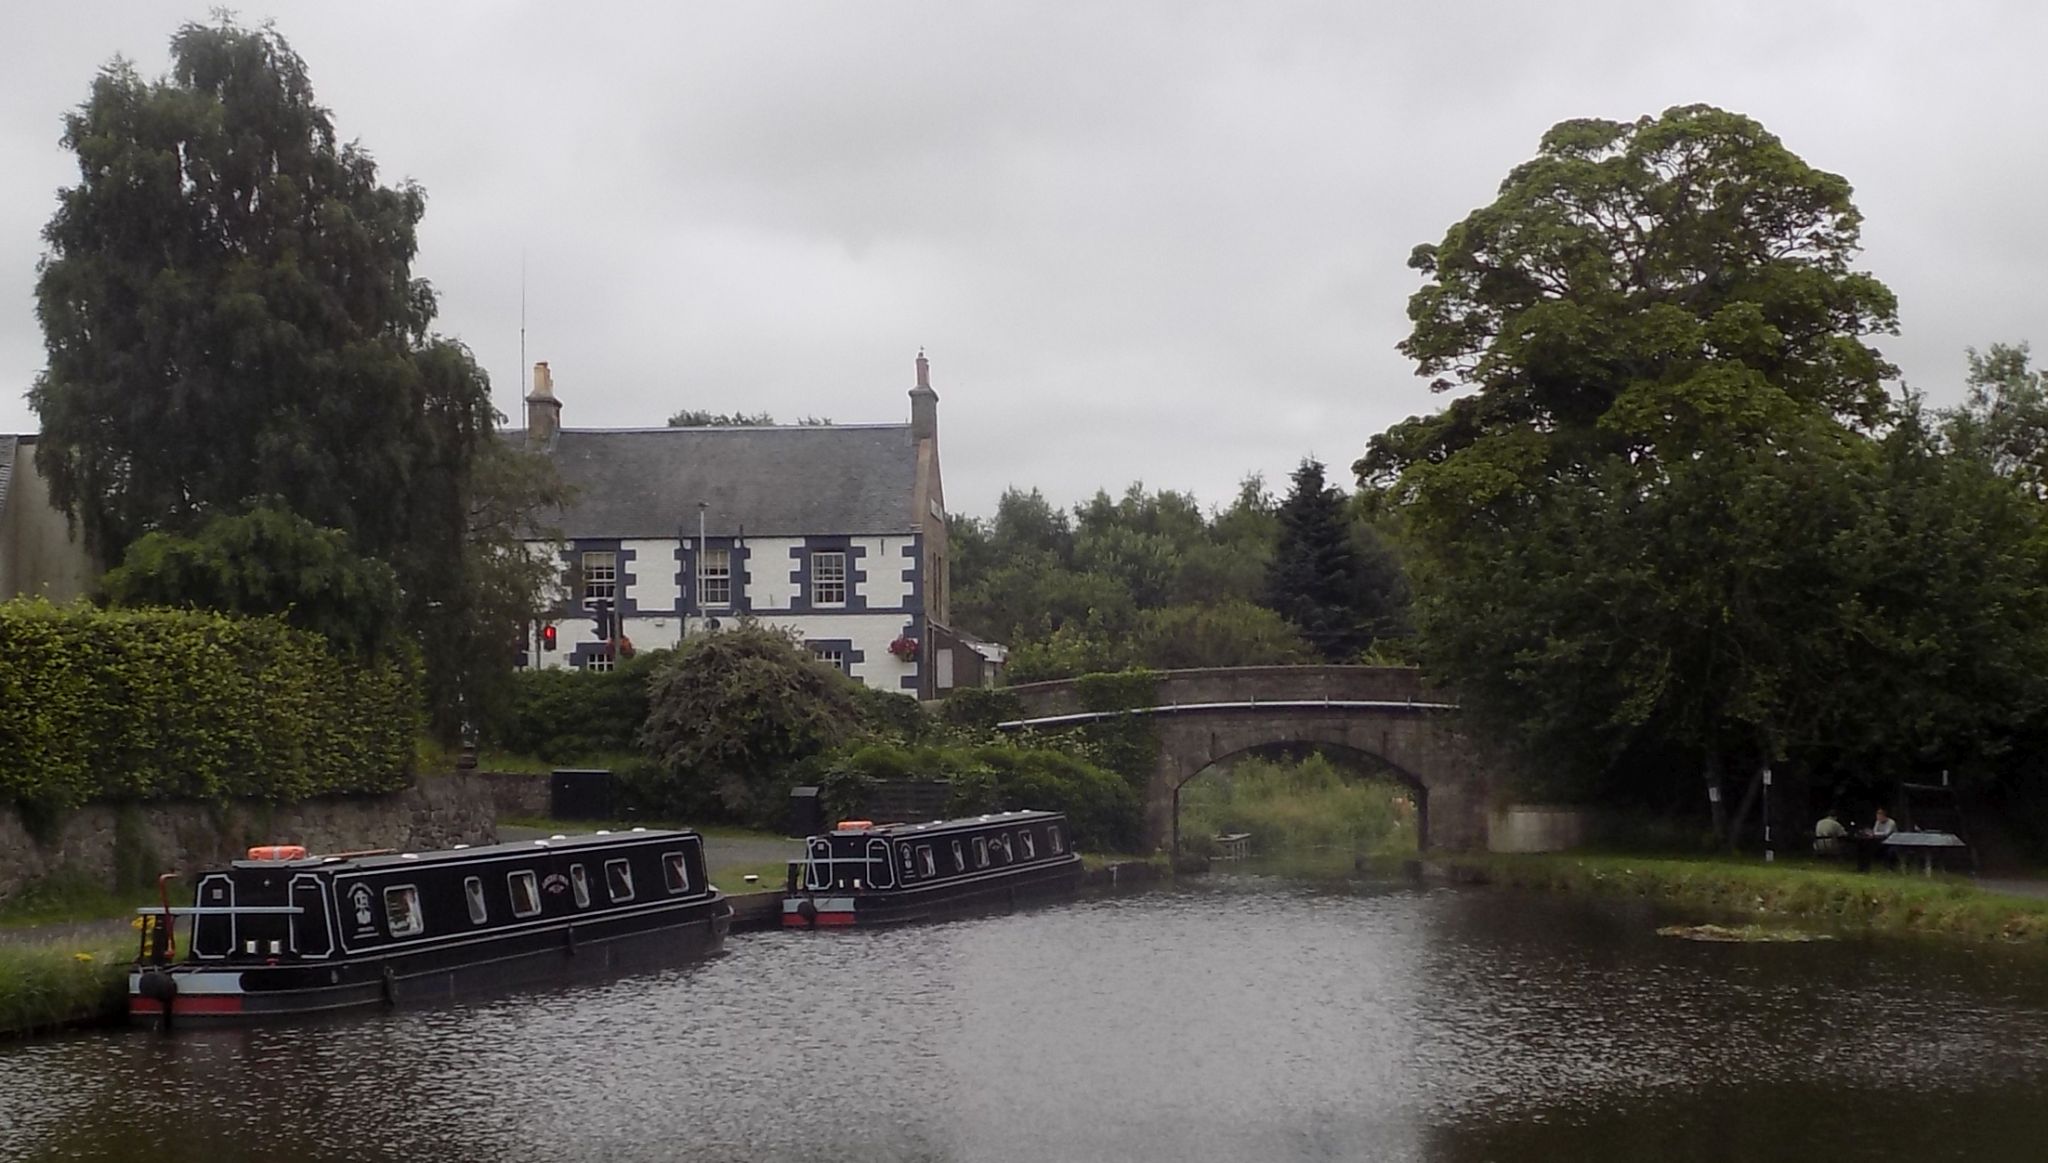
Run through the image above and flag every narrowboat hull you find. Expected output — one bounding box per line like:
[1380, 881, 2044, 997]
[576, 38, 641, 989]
[132, 898, 730, 1027]
[783, 857, 1082, 928]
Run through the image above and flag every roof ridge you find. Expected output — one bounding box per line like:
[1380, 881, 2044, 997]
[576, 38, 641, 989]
[557, 423, 910, 434]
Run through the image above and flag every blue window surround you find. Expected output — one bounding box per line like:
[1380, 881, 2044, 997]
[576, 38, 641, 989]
[676, 537, 751, 616]
[789, 537, 870, 613]
[897, 538, 926, 692]
[567, 642, 615, 670]
[559, 540, 638, 654]
[804, 638, 864, 676]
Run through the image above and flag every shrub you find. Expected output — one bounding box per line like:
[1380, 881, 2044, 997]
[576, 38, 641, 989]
[638, 624, 861, 828]
[0, 599, 418, 810]
[491, 650, 664, 761]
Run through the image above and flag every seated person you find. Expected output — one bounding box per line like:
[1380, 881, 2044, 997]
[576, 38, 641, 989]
[1813, 811, 1849, 857]
[1854, 807, 1900, 871]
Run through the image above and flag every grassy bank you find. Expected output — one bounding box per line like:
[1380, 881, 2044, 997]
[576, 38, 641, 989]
[0, 943, 127, 1038]
[1445, 853, 2048, 943]
[1, 873, 156, 929]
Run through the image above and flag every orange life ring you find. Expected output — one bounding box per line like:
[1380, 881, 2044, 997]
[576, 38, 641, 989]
[247, 845, 309, 861]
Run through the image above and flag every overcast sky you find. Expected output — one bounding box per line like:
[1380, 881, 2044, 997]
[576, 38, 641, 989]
[2, 2, 2043, 518]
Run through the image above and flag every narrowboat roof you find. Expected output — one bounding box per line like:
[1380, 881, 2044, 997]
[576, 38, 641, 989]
[227, 828, 700, 873]
[829, 810, 1063, 839]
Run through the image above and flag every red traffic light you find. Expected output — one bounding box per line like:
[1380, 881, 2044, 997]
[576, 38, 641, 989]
[541, 624, 558, 651]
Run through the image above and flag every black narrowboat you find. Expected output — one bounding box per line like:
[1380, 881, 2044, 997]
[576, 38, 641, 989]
[130, 828, 729, 1027]
[782, 810, 1084, 928]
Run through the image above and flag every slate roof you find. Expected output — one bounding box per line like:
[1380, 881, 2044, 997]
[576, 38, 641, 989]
[521, 424, 921, 539]
[0, 435, 16, 520]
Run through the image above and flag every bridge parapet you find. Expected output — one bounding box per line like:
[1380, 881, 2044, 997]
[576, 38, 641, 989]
[1006, 665, 1438, 718]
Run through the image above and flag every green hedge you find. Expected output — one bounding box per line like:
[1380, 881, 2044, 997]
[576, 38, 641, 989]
[0, 600, 419, 808]
[490, 652, 662, 762]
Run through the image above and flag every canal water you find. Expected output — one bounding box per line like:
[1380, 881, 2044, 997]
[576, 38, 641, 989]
[4, 878, 2047, 1162]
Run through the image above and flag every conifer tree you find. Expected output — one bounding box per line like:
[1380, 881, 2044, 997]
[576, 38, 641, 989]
[1265, 459, 1376, 661]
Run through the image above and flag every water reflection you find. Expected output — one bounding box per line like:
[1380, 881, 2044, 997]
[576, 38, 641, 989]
[5, 878, 2048, 1162]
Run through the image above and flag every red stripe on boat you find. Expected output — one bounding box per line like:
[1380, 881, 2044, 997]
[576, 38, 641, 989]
[174, 995, 245, 1015]
[813, 912, 856, 926]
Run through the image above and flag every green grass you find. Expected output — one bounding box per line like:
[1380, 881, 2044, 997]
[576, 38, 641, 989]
[1446, 852, 2048, 943]
[0, 873, 156, 929]
[0, 942, 128, 1038]
[711, 860, 795, 893]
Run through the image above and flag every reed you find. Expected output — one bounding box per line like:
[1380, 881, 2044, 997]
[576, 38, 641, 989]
[1179, 754, 1417, 864]
[0, 942, 127, 1038]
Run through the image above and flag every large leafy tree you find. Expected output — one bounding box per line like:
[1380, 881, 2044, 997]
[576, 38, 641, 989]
[1943, 343, 2048, 499]
[99, 503, 404, 657]
[29, 18, 503, 736]
[1362, 106, 1907, 834]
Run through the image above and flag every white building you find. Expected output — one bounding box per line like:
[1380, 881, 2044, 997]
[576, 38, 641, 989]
[516, 353, 984, 697]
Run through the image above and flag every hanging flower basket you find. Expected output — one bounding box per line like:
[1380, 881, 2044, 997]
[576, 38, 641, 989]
[888, 634, 919, 661]
[618, 635, 636, 659]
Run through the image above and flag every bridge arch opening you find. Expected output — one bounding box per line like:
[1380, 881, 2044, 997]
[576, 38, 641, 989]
[1173, 742, 1429, 870]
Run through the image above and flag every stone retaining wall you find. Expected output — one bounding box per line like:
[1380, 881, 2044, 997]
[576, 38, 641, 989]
[477, 770, 550, 820]
[0, 772, 498, 908]
[1488, 805, 1600, 853]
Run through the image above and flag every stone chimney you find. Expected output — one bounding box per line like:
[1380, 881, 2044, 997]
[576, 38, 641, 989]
[909, 349, 938, 444]
[525, 361, 561, 448]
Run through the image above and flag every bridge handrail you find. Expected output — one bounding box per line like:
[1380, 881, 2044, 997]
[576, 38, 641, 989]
[994, 698, 1459, 731]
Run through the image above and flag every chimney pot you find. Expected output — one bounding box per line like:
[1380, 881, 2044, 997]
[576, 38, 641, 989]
[909, 350, 938, 444]
[526, 361, 562, 448]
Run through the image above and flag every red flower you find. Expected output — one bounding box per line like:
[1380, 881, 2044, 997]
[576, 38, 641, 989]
[888, 634, 919, 661]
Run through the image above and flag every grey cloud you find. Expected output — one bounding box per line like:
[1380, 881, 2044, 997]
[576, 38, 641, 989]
[3, 0, 2046, 520]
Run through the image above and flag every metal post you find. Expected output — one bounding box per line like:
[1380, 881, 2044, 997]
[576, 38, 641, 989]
[1762, 763, 1774, 863]
[697, 501, 709, 631]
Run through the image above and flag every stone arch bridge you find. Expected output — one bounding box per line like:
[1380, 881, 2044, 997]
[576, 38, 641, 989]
[998, 666, 1495, 852]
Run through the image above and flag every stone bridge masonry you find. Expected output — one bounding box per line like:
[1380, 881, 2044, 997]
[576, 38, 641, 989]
[1000, 666, 1497, 853]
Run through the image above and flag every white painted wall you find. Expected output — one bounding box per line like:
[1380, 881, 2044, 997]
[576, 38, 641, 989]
[624, 539, 680, 610]
[856, 535, 915, 609]
[741, 536, 804, 611]
[677, 611, 916, 691]
[522, 535, 922, 691]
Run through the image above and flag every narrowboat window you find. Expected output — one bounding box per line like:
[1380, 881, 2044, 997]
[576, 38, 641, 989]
[606, 858, 636, 902]
[918, 845, 937, 877]
[1049, 825, 1064, 854]
[663, 852, 690, 894]
[951, 839, 966, 872]
[463, 876, 488, 925]
[385, 885, 425, 937]
[570, 864, 591, 909]
[973, 836, 989, 869]
[1019, 831, 1037, 860]
[509, 870, 542, 917]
